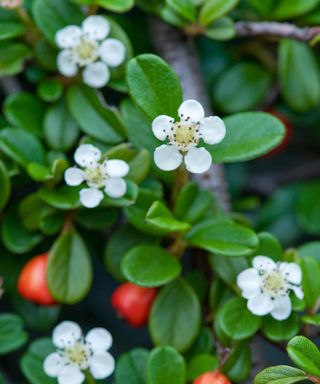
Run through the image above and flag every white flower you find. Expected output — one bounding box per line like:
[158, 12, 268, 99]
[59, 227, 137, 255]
[152, 99, 226, 174]
[55, 15, 126, 88]
[237, 256, 304, 321]
[64, 144, 129, 208]
[0, 0, 22, 8]
[43, 321, 115, 384]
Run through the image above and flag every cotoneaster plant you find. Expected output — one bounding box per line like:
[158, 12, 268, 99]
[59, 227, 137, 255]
[0, 1, 320, 384]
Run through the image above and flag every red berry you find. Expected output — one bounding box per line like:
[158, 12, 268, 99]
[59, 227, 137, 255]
[111, 282, 157, 327]
[193, 372, 231, 384]
[18, 253, 56, 306]
[266, 109, 293, 156]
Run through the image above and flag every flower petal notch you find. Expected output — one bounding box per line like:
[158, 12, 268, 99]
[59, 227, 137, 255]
[55, 15, 126, 88]
[64, 144, 129, 208]
[43, 321, 115, 384]
[151, 99, 226, 174]
[237, 255, 304, 321]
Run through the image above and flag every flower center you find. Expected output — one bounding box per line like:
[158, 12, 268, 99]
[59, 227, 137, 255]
[85, 164, 107, 188]
[73, 38, 98, 65]
[169, 121, 200, 152]
[63, 342, 90, 369]
[262, 270, 288, 296]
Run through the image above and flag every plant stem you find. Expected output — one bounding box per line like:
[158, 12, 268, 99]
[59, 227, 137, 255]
[85, 371, 96, 384]
[171, 164, 189, 206]
[16, 6, 40, 44]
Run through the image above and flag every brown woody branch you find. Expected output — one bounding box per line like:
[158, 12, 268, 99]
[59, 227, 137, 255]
[235, 21, 320, 42]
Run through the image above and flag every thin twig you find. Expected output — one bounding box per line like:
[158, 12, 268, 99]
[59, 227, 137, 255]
[235, 21, 320, 42]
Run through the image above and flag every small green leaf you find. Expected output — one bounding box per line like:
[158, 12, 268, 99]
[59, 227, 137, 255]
[297, 181, 320, 235]
[38, 185, 81, 210]
[67, 84, 125, 143]
[47, 229, 93, 304]
[0, 21, 25, 40]
[219, 297, 262, 340]
[74, 207, 117, 231]
[166, 0, 197, 21]
[287, 336, 320, 377]
[147, 346, 186, 384]
[254, 366, 307, 384]
[146, 201, 191, 233]
[299, 242, 320, 261]
[38, 79, 64, 102]
[126, 54, 183, 120]
[149, 278, 201, 352]
[299, 256, 320, 310]
[262, 313, 300, 342]
[115, 348, 149, 384]
[253, 232, 283, 260]
[279, 39, 320, 112]
[0, 159, 10, 211]
[273, 0, 319, 20]
[226, 344, 251, 382]
[0, 313, 28, 355]
[0, 42, 31, 76]
[187, 354, 219, 380]
[204, 17, 235, 41]
[122, 244, 181, 287]
[199, 0, 239, 26]
[21, 338, 56, 384]
[97, 0, 134, 12]
[186, 221, 259, 257]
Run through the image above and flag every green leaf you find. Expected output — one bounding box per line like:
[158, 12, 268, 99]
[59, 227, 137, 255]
[187, 354, 219, 380]
[279, 39, 320, 112]
[21, 338, 56, 384]
[122, 244, 181, 287]
[273, 0, 320, 20]
[0, 21, 25, 40]
[47, 229, 93, 304]
[126, 54, 183, 120]
[186, 221, 259, 257]
[262, 313, 300, 342]
[174, 182, 213, 224]
[0, 313, 28, 355]
[166, 0, 197, 21]
[149, 278, 201, 352]
[0, 159, 10, 211]
[299, 242, 320, 261]
[97, 0, 134, 12]
[0, 128, 46, 166]
[204, 17, 235, 41]
[0, 42, 31, 76]
[102, 180, 138, 207]
[4, 92, 45, 137]
[302, 314, 320, 326]
[254, 366, 307, 384]
[67, 84, 125, 143]
[212, 112, 285, 163]
[253, 232, 283, 260]
[297, 181, 320, 234]
[115, 348, 149, 384]
[38, 79, 64, 102]
[44, 99, 79, 151]
[287, 336, 320, 376]
[219, 297, 262, 340]
[213, 63, 272, 114]
[147, 346, 186, 384]
[160, 4, 188, 28]
[74, 207, 117, 230]
[226, 344, 251, 382]
[146, 201, 191, 233]
[104, 224, 154, 281]
[209, 254, 247, 287]
[38, 185, 80, 210]
[199, 0, 239, 26]
[299, 256, 320, 309]
[32, 0, 83, 44]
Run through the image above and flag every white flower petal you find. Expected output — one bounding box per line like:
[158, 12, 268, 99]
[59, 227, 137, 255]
[292, 285, 304, 300]
[103, 159, 129, 178]
[74, 144, 101, 167]
[154, 144, 183, 171]
[57, 50, 78, 77]
[271, 296, 292, 321]
[57, 365, 85, 384]
[80, 188, 104, 208]
[178, 99, 205, 122]
[199, 116, 226, 145]
[64, 167, 85, 186]
[104, 177, 126, 198]
[99, 38, 126, 67]
[184, 146, 212, 174]
[83, 61, 110, 88]
[247, 293, 274, 316]
[55, 26, 82, 48]
[237, 268, 262, 299]
[86, 328, 113, 352]
[281, 263, 302, 285]
[82, 15, 110, 40]
[152, 115, 174, 141]
[43, 353, 66, 378]
[89, 352, 115, 379]
[253, 256, 276, 272]
[52, 321, 82, 349]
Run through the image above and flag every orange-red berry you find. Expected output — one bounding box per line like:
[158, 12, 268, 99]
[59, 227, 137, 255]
[193, 371, 231, 384]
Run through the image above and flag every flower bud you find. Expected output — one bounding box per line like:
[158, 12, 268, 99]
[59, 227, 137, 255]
[193, 371, 231, 384]
[111, 282, 157, 327]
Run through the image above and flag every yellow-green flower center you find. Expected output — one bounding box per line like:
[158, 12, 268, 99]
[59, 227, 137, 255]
[74, 38, 98, 64]
[170, 121, 199, 152]
[64, 342, 90, 369]
[85, 164, 107, 188]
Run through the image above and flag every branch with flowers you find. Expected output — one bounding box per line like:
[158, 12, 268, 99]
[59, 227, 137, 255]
[1, 1, 320, 384]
